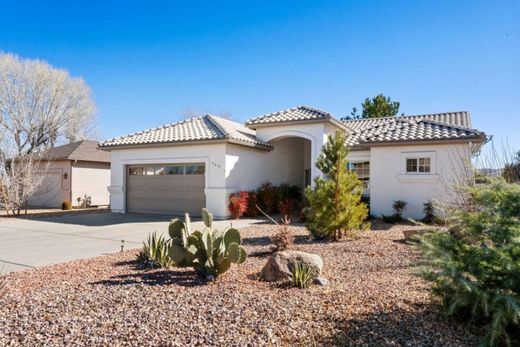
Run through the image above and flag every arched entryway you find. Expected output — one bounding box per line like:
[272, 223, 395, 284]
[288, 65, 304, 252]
[263, 130, 321, 188]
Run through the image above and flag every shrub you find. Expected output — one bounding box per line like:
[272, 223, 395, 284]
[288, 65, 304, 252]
[305, 131, 368, 240]
[270, 215, 294, 252]
[418, 178, 520, 346]
[279, 198, 295, 217]
[168, 209, 247, 278]
[257, 182, 279, 214]
[421, 201, 436, 224]
[136, 232, 173, 268]
[61, 201, 72, 210]
[277, 183, 302, 202]
[228, 191, 249, 219]
[392, 200, 407, 219]
[244, 191, 258, 217]
[289, 262, 315, 289]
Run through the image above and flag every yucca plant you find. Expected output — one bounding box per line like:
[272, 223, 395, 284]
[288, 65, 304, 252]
[289, 262, 315, 289]
[418, 177, 520, 346]
[136, 232, 174, 268]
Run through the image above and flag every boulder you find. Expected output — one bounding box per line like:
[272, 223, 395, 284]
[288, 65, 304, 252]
[313, 277, 329, 286]
[260, 250, 323, 282]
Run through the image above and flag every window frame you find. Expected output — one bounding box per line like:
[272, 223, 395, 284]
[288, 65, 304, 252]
[128, 163, 205, 176]
[348, 161, 370, 190]
[405, 156, 432, 174]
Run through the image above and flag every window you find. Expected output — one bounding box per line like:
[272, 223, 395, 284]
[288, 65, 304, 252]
[165, 165, 184, 175]
[349, 162, 370, 189]
[185, 164, 205, 175]
[406, 157, 431, 173]
[128, 167, 144, 176]
[129, 164, 205, 176]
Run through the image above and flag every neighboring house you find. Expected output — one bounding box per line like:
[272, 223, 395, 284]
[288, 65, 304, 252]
[29, 140, 111, 208]
[99, 106, 486, 219]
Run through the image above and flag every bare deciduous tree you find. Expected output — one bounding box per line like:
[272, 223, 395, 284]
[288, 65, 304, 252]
[0, 53, 96, 215]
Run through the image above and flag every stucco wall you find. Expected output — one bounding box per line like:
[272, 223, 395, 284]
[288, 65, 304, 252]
[108, 143, 229, 218]
[28, 160, 72, 208]
[71, 161, 111, 206]
[225, 138, 309, 191]
[369, 143, 472, 219]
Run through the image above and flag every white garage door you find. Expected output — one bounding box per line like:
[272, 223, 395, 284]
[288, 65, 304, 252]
[126, 163, 205, 216]
[28, 171, 63, 208]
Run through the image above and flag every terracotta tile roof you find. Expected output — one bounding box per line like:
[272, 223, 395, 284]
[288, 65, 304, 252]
[41, 140, 110, 163]
[246, 106, 339, 126]
[99, 115, 271, 150]
[342, 112, 484, 146]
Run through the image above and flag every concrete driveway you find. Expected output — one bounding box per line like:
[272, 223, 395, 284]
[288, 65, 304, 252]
[0, 213, 262, 273]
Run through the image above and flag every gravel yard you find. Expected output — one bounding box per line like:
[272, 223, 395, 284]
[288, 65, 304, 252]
[0, 222, 476, 346]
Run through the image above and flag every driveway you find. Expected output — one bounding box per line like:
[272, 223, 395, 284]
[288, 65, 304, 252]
[0, 213, 262, 273]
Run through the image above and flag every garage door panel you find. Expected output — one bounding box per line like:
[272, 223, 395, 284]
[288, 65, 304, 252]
[126, 164, 205, 217]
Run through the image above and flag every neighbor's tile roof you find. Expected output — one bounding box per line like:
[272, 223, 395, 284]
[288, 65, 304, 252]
[99, 115, 272, 149]
[41, 140, 110, 162]
[342, 112, 484, 146]
[246, 106, 339, 127]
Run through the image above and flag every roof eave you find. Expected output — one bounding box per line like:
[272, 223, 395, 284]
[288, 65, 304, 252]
[353, 134, 487, 148]
[98, 137, 272, 152]
[98, 138, 230, 151]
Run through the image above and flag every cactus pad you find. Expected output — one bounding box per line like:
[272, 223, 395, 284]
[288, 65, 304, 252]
[202, 208, 213, 228]
[168, 219, 184, 239]
[224, 228, 241, 247]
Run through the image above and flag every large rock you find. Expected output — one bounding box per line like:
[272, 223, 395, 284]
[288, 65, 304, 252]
[260, 250, 323, 282]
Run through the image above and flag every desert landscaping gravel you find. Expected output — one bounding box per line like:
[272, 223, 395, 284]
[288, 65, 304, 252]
[0, 221, 477, 346]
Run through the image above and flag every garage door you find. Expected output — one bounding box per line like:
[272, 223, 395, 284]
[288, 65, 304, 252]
[126, 163, 205, 216]
[28, 171, 63, 208]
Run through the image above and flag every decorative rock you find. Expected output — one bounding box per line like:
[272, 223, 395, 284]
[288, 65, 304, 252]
[260, 250, 323, 282]
[313, 277, 329, 286]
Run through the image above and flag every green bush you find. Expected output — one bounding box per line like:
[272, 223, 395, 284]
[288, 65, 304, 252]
[305, 131, 368, 240]
[136, 232, 174, 268]
[418, 178, 520, 346]
[61, 201, 73, 210]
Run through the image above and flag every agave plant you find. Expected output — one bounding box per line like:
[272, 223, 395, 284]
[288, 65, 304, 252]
[168, 208, 247, 278]
[136, 232, 174, 268]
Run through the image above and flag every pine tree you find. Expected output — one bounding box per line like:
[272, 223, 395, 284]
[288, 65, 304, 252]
[305, 131, 368, 240]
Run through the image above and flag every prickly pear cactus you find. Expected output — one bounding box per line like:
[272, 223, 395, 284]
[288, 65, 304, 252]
[167, 208, 248, 278]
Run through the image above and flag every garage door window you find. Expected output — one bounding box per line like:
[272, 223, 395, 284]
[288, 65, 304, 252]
[185, 164, 205, 175]
[129, 164, 204, 176]
[165, 165, 184, 175]
[129, 167, 144, 176]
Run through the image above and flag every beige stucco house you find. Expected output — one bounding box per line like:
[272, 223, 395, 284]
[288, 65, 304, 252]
[99, 106, 486, 219]
[28, 140, 111, 208]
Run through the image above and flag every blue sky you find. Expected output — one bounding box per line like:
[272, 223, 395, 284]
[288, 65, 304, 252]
[1, 1, 519, 148]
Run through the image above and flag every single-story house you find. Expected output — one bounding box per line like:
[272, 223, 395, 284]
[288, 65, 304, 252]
[28, 140, 111, 208]
[99, 106, 486, 219]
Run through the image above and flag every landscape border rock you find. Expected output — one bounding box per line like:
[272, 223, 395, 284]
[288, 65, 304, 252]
[260, 250, 323, 282]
